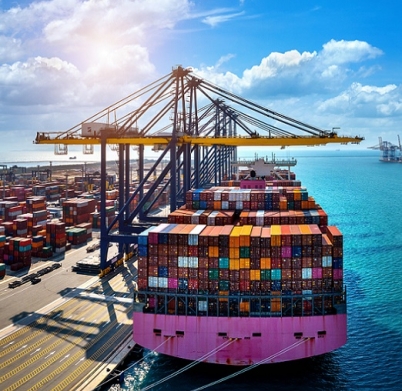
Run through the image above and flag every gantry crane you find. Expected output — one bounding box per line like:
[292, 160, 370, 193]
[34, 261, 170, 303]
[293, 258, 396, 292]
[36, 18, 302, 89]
[368, 136, 401, 162]
[34, 66, 364, 274]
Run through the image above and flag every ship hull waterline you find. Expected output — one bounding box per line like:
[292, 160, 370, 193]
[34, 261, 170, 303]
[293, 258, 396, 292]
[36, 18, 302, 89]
[133, 313, 347, 366]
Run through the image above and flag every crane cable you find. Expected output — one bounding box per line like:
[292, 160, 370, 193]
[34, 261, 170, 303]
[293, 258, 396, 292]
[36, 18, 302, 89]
[139, 338, 238, 391]
[190, 337, 312, 391]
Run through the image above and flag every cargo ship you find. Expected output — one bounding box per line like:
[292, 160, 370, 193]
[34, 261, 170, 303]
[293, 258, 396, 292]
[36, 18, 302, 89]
[133, 172, 346, 365]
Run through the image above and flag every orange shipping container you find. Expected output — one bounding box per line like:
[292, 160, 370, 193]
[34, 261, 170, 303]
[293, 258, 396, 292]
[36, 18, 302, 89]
[270, 225, 281, 247]
[229, 226, 242, 247]
[209, 246, 219, 258]
[239, 225, 253, 247]
[260, 257, 271, 269]
[229, 247, 240, 259]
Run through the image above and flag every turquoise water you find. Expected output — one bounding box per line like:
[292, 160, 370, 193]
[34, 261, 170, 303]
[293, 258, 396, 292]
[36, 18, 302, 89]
[103, 150, 402, 391]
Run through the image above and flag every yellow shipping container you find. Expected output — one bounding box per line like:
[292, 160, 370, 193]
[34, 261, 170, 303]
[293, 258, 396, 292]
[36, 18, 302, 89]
[229, 258, 240, 270]
[239, 258, 250, 269]
[250, 269, 261, 281]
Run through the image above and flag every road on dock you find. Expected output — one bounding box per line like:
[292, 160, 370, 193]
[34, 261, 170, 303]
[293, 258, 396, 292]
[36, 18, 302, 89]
[0, 243, 138, 391]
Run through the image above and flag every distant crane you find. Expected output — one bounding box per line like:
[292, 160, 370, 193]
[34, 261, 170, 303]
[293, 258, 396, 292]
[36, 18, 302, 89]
[368, 136, 402, 162]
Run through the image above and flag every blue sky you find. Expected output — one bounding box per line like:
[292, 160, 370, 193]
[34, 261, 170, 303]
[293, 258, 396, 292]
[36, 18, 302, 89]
[1, 0, 401, 159]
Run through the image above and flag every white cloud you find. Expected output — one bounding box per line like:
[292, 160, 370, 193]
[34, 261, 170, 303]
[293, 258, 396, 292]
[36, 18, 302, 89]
[0, 0, 191, 111]
[0, 56, 80, 106]
[0, 36, 24, 62]
[202, 11, 245, 27]
[0, 0, 398, 150]
[195, 39, 384, 99]
[317, 82, 402, 118]
[319, 39, 383, 65]
[192, 39, 398, 144]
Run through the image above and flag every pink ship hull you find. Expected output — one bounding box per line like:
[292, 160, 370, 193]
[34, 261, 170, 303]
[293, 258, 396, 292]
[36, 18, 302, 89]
[133, 313, 347, 365]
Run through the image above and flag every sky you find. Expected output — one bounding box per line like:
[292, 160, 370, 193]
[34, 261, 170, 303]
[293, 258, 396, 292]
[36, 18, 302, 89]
[1, 0, 402, 161]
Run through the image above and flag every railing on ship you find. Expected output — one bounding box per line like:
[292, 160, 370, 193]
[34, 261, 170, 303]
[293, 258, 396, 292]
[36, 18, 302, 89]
[136, 289, 346, 317]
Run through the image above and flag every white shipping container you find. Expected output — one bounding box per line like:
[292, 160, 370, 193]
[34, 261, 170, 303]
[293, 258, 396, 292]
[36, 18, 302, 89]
[198, 300, 207, 311]
[322, 256, 332, 267]
[188, 224, 206, 245]
[148, 276, 158, 288]
[178, 256, 189, 268]
[228, 190, 237, 201]
[188, 256, 199, 268]
[213, 190, 223, 201]
[302, 289, 313, 300]
[207, 211, 218, 225]
[302, 268, 312, 279]
[256, 210, 264, 226]
[235, 201, 243, 210]
[191, 210, 203, 225]
[158, 277, 168, 288]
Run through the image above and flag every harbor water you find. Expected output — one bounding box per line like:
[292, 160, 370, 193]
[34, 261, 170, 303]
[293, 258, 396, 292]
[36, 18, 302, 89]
[97, 149, 402, 391]
[6, 149, 399, 390]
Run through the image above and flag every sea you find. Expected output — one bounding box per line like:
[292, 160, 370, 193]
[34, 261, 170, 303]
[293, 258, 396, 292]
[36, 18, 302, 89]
[96, 149, 402, 391]
[6, 148, 402, 391]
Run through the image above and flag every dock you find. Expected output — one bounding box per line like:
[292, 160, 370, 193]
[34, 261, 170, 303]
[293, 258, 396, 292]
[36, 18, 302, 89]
[0, 244, 137, 391]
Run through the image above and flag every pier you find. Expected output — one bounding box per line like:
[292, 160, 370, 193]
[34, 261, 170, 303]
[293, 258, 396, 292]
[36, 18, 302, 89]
[0, 243, 137, 391]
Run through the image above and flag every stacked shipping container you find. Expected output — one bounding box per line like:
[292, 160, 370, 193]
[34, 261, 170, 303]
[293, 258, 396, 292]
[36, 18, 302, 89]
[137, 180, 344, 317]
[46, 221, 67, 253]
[62, 198, 96, 226]
[5, 237, 32, 271]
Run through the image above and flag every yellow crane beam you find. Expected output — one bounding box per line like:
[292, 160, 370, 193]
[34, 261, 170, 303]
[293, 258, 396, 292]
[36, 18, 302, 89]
[35, 134, 363, 147]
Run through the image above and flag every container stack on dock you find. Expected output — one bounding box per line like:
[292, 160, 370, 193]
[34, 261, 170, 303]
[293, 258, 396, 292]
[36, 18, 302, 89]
[10, 186, 27, 202]
[0, 201, 23, 222]
[90, 200, 116, 228]
[0, 234, 5, 262]
[6, 237, 32, 271]
[62, 198, 96, 226]
[65, 222, 92, 246]
[32, 184, 61, 202]
[46, 221, 67, 253]
[0, 262, 5, 279]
